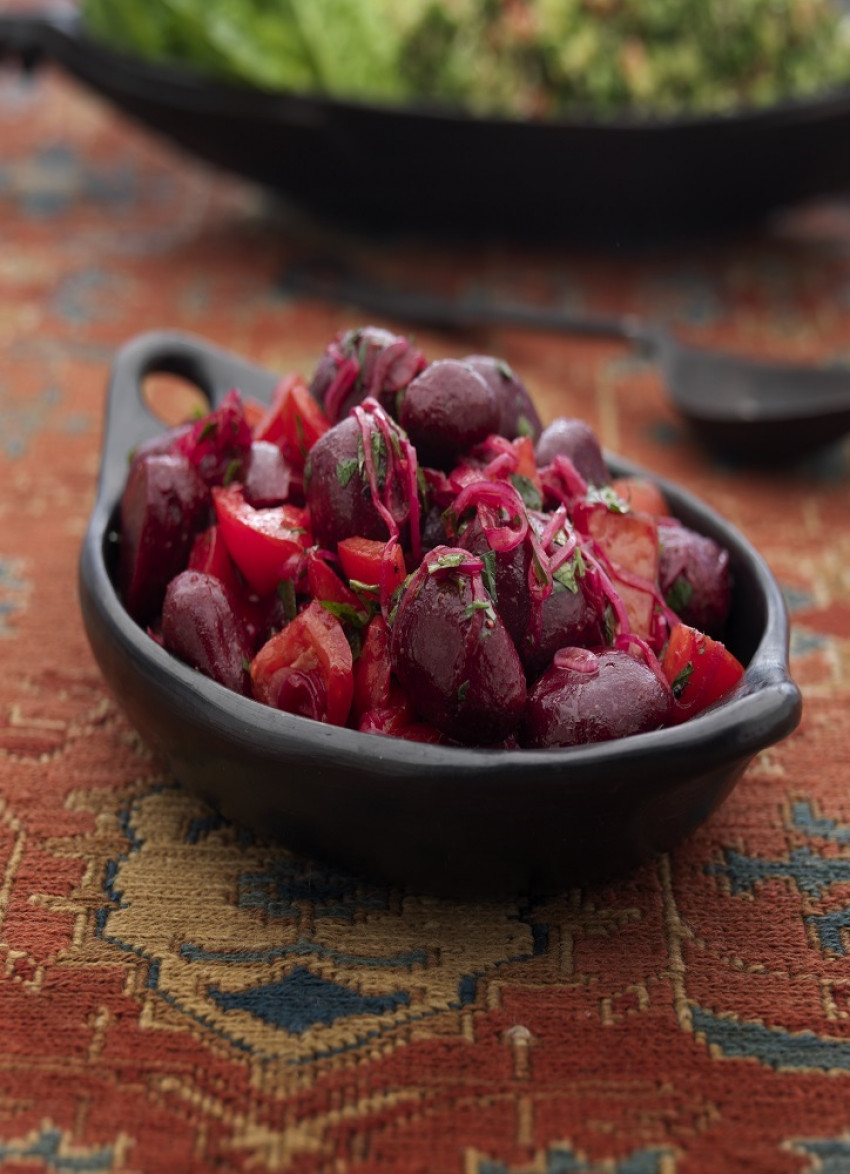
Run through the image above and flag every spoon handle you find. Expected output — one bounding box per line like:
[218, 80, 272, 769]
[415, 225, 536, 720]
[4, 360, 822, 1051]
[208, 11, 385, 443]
[280, 263, 663, 352]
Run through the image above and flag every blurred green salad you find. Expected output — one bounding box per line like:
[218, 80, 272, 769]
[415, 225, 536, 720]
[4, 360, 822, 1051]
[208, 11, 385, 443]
[81, 0, 850, 118]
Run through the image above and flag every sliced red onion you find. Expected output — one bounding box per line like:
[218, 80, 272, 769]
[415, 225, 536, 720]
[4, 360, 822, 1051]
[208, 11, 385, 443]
[542, 454, 589, 506]
[323, 350, 360, 424]
[273, 668, 327, 721]
[452, 480, 528, 553]
[614, 632, 671, 693]
[553, 647, 600, 674]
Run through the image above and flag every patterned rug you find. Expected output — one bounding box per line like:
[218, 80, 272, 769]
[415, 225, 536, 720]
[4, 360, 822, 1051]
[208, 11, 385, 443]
[2, 57, 850, 1174]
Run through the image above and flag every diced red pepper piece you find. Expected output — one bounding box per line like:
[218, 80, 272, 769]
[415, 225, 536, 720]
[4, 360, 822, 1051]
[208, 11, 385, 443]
[661, 622, 745, 722]
[250, 600, 353, 726]
[337, 537, 407, 597]
[253, 373, 330, 463]
[212, 483, 311, 597]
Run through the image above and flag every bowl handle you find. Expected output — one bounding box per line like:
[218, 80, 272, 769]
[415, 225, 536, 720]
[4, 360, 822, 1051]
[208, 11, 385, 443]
[97, 330, 281, 508]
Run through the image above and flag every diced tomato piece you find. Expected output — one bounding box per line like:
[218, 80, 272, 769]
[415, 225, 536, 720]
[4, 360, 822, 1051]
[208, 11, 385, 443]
[250, 600, 353, 726]
[338, 537, 407, 597]
[352, 615, 399, 720]
[253, 374, 330, 463]
[212, 483, 311, 597]
[306, 550, 365, 611]
[661, 622, 745, 722]
[584, 504, 660, 638]
[358, 705, 445, 743]
[511, 435, 543, 496]
[242, 397, 269, 433]
[188, 525, 243, 597]
[611, 476, 671, 519]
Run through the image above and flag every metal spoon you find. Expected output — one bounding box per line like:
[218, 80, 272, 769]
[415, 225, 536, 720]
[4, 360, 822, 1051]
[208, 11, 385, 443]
[281, 263, 850, 461]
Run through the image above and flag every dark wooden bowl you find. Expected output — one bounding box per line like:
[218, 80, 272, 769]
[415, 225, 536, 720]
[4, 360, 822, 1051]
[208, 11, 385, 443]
[78, 331, 802, 897]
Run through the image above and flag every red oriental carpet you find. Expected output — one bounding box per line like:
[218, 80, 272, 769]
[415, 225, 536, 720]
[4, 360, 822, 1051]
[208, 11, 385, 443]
[2, 49, 850, 1174]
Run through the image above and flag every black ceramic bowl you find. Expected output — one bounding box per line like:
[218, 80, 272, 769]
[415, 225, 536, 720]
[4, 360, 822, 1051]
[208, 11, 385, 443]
[7, 9, 850, 239]
[78, 331, 802, 897]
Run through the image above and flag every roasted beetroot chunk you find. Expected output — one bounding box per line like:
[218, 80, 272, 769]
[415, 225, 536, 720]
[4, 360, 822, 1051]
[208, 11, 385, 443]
[305, 401, 421, 553]
[521, 646, 673, 748]
[309, 326, 427, 423]
[162, 570, 252, 695]
[118, 453, 209, 625]
[658, 519, 732, 637]
[462, 354, 543, 441]
[399, 359, 500, 470]
[390, 546, 527, 745]
[522, 578, 607, 680]
[456, 514, 532, 652]
[535, 418, 610, 487]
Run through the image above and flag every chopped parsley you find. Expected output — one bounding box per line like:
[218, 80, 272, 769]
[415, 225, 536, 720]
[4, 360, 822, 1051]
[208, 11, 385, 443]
[348, 578, 381, 597]
[481, 548, 498, 602]
[553, 552, 584, 594]
[531, 547, 549, 587]
[586, 485, 628, 512]
[336, 457, 359, 488]
[277, 578, 298, 622]
[602, 603, 617, 645]
[319, 600, 371, 629]
[510, 473, 543, 511]
[671, 662, 694, 699]
[222, 457, 243, 486]
[666, 575, 694, 615]
[428, 551, 468, 572]
[464, 598, 496, 622]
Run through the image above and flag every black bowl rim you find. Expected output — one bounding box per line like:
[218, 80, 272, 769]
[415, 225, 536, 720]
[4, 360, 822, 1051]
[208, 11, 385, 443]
[78, 329, 802, 787]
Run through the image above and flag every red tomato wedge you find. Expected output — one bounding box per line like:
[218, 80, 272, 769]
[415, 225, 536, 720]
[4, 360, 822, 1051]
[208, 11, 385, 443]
[358, 705, 445, 743]
[584, 504, 660, 638]
[188, 525, 243, 597]
[250, 601, 353, 726]
[305, 550, 363, 612]
[661, 622, 745, 721]
[611, 476, 671, 519]
[253, 374, 330, 462]
[512, 435, 543, 495]
[338, 537, 407, 597]
[212, 484, 311, 597]
[242, 397, 269, 433]
[352, 614, 397, 720]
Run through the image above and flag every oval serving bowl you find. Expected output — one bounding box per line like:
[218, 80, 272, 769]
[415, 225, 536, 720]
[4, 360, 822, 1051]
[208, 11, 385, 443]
[78, 331, 802, 898]
[7, 10, 850, 239]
